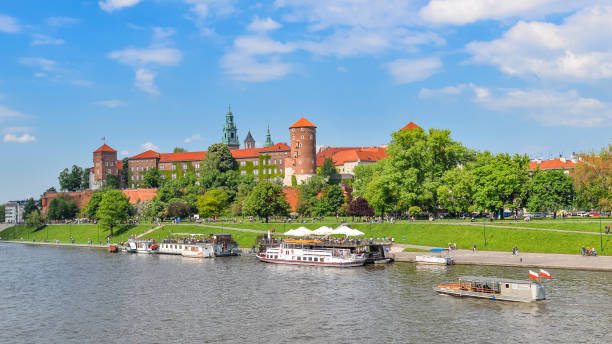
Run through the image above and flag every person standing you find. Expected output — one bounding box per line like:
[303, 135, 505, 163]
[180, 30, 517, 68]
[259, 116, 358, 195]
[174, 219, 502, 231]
[472, 244, 476, 253]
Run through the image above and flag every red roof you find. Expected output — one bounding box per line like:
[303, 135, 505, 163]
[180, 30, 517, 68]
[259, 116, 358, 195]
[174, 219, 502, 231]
[231, 143, 291, 158]
[401, 122, 421, 131]
[130, 150, 160, 159]
[160, 151, 206, 162]
[289, 117, 317, 128]
[316, 146, 387, 166]
[116, 160, 123, 170]
[94, 144, 117, 153]
[529, 159, 576, 171]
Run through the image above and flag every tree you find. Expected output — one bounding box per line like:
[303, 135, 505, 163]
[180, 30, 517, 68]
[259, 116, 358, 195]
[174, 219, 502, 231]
[97, 190, 131, 236]
[296, 176, 326, 216]
[243, 182, 290, 222]
[571, 145, 612, 211]
[408, 206, 422, 217]
[173, 147, 187, 153]
[319, 158, 338, 178]
[85, 192, 104, 220]
[121, 157, 129, 188]
[437, 168, 475, 216]
[106, 174, 119, 189]
[323, 184, 345, 215]
[47, 196, 79, 220]
[81, 168, 90, 189]
[142, 199, 166, 221]
[167, 201, 193, 219]
[472, 152, 529, 218]
[58, 165, 84, 191]
[0, 205, 5, 222]
[201, 143, 237, 174]
[527, 170, 575, 218]
[230, 183, 254, 216]
[143, 168, 162, 188]
[197, 189, 229, 218]
[25, 211, 45, 229]
[23, 197, 38, 219]
[348, 197, 374, 219]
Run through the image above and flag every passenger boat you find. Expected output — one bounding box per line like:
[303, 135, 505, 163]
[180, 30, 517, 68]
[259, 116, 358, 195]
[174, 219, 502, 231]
[415, 255, 454, 265]
[256, 239, 367, 267]
[434, 276, 546, 302]
[126, 239, 159, 254]
[212, 233, 241, 257]
[158, 240, 215, 258]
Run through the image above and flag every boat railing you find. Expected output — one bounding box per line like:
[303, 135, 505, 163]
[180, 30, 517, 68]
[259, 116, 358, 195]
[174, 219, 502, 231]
[436, 282, 500, 294]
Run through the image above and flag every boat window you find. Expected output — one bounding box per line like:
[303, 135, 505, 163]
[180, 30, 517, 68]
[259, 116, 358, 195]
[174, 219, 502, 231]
[506, 284, 510, 288]
[320, 258, 324, 262]
[313, 258, 318, 262]
[275, 255, 278, 259]
[297, 257, 301, 260]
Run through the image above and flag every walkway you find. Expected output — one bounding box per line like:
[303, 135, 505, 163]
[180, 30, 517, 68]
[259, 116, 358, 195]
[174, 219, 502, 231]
[136, 224, 164, 238]
[0, 224, 14, 233]
[391, 244, 612, 272]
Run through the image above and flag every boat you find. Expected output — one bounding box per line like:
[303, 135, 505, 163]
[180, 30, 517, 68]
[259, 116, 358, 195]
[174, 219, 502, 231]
[434, 276, 546, 302]
[158, 240, 215, 258]
[212, 233, 241, 257]
[109, 244, 119, 253]
[256, 239, 367, 267]
[415, 248, 454, 265]
[126, 239, 159, 254]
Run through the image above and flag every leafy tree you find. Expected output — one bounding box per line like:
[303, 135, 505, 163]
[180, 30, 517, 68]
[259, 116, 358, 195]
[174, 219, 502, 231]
[0, 205, 5, 222]
[197, 189, 229, 218]
[201, 143, 237, 173]
[296, 176, 326, 216]
[323, 184, 345, 215]
[85, 192, 104, 219]
[230, 183, 255, 216]
[23, 197, 38, 219]
[121, 157, 129, 188]
[142, 199, 166, 221]
[47, 196, 79, 220]
[408, 206, 422, 217]
[59, 165, 85, 191]
[173, 147, 187, 153]
[243, 182, 290, 222]
[143, 168, 162, 188]
[319, 157, 338, 178]
[97, 190, 131, 236]
[472, 152, 529, 218]
[348, 197, 374, 219]
[571, 145, 612, 211]
[527, 170, 575, 218]
[25, 211, 45, 229]
[437, 168, 475, 216]
[81, 168, 90, 189]
[167, 201, 193, 219]
[105, 174, 120, 189]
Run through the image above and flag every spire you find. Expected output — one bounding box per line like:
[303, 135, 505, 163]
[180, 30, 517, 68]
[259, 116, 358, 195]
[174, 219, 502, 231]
[264, 124, 274, 148]
[222, 106, 239, 149]
[244, 130, 255, 149]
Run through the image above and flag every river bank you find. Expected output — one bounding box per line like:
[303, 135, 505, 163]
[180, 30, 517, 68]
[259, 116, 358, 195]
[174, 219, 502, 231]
[391, 244, 612, 272]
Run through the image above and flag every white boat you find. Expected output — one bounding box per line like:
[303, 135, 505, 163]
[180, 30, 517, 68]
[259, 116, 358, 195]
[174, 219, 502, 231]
[415, 255, 454, 265]
[256, 239, 367, 267]
[127, 239, 159, 254]
[158, 241, 215, 258]
[435, 276, 546, 302]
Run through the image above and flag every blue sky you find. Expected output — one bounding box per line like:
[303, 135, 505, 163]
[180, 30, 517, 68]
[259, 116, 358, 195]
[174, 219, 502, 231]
[1, 0, 611, 203]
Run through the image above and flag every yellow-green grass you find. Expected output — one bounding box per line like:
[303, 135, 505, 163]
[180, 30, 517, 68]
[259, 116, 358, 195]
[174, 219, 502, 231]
[0, 224, 152, 244]
[140, 225, 267, 248]
[495, 222, 611, 233]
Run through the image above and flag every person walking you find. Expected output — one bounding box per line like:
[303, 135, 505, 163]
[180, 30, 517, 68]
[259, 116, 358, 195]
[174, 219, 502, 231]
[472, 244, 476, 253]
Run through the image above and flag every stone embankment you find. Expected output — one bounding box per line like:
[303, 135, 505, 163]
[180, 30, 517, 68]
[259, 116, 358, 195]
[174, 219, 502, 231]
[391, 244, 612, 272]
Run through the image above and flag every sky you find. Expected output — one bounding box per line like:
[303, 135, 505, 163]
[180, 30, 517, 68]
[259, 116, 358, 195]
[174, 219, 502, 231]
[1, 0, 611, 203]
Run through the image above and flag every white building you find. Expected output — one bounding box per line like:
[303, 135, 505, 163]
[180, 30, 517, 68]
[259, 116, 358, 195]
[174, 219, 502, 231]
[5, 200, 26, 224]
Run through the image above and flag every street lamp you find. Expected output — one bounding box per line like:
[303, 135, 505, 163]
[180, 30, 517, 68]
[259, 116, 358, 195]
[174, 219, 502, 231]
[600, 217, 603, 254]
[483, 222, 487, 246]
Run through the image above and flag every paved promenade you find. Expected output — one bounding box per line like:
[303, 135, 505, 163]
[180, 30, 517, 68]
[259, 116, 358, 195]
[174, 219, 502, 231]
[391, 244, 612, 271]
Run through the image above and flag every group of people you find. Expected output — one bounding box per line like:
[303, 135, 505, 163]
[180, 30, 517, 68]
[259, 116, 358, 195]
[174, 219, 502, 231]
[447, 242, 457, 250]
[581, 246, 598, 256]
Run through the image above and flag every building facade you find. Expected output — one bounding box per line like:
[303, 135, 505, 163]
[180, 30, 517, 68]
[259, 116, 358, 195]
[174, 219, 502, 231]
[5, 200, 26, 224]
[284, 117, 317, 186]
[90, 144, 122, 190]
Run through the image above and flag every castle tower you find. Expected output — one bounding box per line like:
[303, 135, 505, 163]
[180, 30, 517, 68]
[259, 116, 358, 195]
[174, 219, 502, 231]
[284, 117, 317, 186]
[222, 105, 240, 149]
[263, 125, 274, 148]
[91, 143, 118, 190]
[244, 130, 255, 149]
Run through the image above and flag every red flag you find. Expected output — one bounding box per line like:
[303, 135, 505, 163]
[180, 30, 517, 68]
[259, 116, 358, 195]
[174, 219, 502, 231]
[101, 137, 105, 141]
[529, 270, 539, 280]
[539, 269, 551, 278]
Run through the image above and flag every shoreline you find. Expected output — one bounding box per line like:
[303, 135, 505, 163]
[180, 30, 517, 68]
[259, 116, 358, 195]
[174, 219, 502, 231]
[3, 240, 611, 272]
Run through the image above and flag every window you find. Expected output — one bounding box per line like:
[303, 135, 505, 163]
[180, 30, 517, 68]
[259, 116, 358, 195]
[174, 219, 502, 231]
[131, 184, 134, 188]
[105, 161, 108, 166]
[195, 181, 200, 186]
[241, 170, 246, 175]
[280, 159, 283, 164]
[314, 257, 318, 262]
[310, 135, 313, 139]
[172, 173, 177, 179]
[300, 128, 304, 132]
[131, 167, 134, 172]
[241, 161, 246, 166]
[320, 258, 324, 262]
[131, 176, 135, 181]
[253, 160, 258, 166]
[107, 169, 111, 174]
[194, 163, 199, 169]
[274, 159, 277, 164]
[172, 165, 176, 170]
[254, 169, 259, 175]
[182, 163, 187, 170]
[196, 172, 200, 177]
[297, 257, 301, 260]
[301, 135, 304, 139]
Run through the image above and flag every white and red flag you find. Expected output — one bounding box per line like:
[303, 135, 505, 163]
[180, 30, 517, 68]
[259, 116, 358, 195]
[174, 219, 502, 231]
[539, 269, 551, 278]
[529, 270, 539, 280]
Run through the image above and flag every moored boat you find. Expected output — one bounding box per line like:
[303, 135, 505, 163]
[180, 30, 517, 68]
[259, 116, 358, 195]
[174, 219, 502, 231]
[127, 239, 159, 254]
[158, 240, 215, 258]
[415, 255, 454, 265]
[434, 275, 546, 302]
[212, 233, 241, 257]
[257, 239, 367, 267]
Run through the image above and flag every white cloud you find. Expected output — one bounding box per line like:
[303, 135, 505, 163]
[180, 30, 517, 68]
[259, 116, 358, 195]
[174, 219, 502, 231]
[0, 13, 20, 33]
[184, 134, 201, 143]
[134, 69, 159, 95]
[419, 0, 591, 25]
[466, 6, 612, 81]
[337, 66, 347, 72]
[3, 133, 35, 143]
[120, 150, 129, 156]
[2, 126, 33, 133]
[0, 104, 29, 121]
[31, 34, 65, 46]
[248, 16, 281, 31]
[108, 47, 182, 67]
[45, 16, 80, 27]
[141, 142, 159, 151]
[99, 0, 142, 12]
[420, 84, 612, 127]
[33, 72, 47, 78]
[71, 79, 93, 87]
[94, 100, 126, 108]
[221, 35, 296, 82]
[184, 0, 235, 34]
[385, 57, 442, 84]
[19, 57, 56, 71]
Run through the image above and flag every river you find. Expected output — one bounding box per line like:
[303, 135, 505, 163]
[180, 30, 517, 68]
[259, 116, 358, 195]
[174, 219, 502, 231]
[0, 243, 610, 343]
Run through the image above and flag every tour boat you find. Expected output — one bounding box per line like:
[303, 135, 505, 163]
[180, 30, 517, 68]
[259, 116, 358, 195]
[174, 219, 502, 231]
[415, 255, 454, 265]
[127, 239, 159, 254]
[212, 233, 241, 257]
[434, 276, 546, 302]
[158, 241, 215, 258]
[256, 239, 367, 267]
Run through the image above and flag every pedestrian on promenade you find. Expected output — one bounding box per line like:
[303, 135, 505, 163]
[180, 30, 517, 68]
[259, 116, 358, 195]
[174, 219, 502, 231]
[472, 244, 476, 253]
[581, 246, 586, 256]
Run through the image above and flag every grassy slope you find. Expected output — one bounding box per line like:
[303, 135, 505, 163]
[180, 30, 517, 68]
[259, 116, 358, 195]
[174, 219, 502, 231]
[497, 222, 611, 233]
[1, 224, 152, 244]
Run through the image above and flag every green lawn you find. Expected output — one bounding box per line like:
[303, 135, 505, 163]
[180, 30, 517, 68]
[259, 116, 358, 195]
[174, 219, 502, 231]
[0, 224, 153, 244]
[140, 225, 265, 248]
[494, 221, 611, 233]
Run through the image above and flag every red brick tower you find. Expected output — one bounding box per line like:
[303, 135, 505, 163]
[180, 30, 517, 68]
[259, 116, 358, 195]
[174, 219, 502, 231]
[92, 144, 118, 189]
[284, 117, 317, 186]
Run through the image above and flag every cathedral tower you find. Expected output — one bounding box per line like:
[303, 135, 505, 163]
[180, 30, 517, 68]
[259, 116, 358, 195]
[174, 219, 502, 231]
[244, 130, 255, 149]
[222, 105, 240, 149]
[284, 117, 317, 186]
[263, 125, 274, 148]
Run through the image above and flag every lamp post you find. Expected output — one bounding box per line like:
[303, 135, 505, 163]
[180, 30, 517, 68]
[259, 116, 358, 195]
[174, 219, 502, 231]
[483, 222, 487, 246]
[600, 217, 603, 254]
